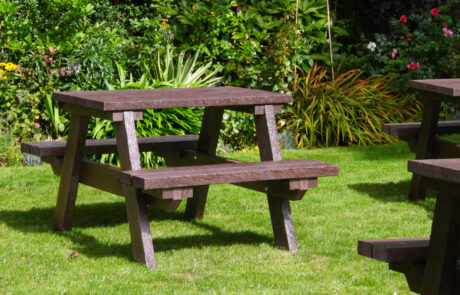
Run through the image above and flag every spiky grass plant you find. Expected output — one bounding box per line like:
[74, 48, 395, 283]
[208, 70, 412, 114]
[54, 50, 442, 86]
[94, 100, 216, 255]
[282, 64, 422, 148]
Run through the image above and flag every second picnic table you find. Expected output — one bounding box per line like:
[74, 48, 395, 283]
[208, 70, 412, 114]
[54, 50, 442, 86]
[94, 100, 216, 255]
[22, 86, 338, 269]
[383, 78, 460, 200]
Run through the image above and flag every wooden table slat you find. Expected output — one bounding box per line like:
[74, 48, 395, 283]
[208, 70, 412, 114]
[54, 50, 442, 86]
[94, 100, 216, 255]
[54, 87, 291, 111]
[410, 79, 460, 97]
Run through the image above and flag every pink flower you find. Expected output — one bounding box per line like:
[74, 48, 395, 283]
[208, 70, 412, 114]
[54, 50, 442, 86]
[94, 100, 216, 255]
[44, 56, 53, 63]
[48, 46, 57, 55]
[443, 27, 453, 37]
[391, 49, 398, 59]
[400, 15, 407, 23]
[34, 123, 41, 128]
[280, 120, 286, 127]
[221, 147, 227, 152]
[407, 62, 420, 70]
[430, 8, 439, 15]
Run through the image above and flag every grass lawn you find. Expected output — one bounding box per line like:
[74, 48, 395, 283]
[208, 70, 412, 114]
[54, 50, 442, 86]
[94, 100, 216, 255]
[0, 142, 435, 294]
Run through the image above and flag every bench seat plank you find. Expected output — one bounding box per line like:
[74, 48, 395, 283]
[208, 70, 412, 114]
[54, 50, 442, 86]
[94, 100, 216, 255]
[120, 159, 339, 190]
[21, 135, 199, 157]
[358, 238, 429, 263]
[382, 121, 460, 137]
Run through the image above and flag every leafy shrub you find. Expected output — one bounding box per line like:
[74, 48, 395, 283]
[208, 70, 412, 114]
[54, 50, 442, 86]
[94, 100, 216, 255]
[335, 0, 458, 42]
[0, 62, 47, 138]
[281, 64, 423, 148]
[169, 0, 345, 90]
[0, 117, 23, 166]
[220, 111, 257, 150]
[342, 4, 460, 90]
[89, 47, 221, 167]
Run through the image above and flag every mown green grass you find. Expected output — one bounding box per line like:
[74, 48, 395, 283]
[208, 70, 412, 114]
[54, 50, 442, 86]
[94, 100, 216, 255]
[0, 143, 434, 294]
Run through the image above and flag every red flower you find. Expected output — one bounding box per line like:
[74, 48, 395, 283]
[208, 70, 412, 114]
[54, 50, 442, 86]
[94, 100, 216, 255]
[407, 62, 421, 70]
[400, 15, 407, 23]
[431, 8, 439, 15]
[409, 33, 413, 37]
[404, 37, 409, 42]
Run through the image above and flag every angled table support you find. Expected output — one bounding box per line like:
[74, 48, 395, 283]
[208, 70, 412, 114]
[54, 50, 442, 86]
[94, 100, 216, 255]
[53, 113, 89, 231]
[115, 111, 156, 269]
[185, 106, 224, 220]
[409, 94, 441, 201]
[255, 105, 298, 251]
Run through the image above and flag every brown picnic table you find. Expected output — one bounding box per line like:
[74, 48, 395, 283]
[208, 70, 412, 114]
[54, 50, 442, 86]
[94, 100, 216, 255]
[382, 79, 460, 200]
[22, 86, 338, 269]
[359, 79, 460, 294]
[359, 158, 460, 294]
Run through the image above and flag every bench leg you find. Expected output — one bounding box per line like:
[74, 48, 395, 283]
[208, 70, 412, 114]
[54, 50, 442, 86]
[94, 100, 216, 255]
[421, 193, 460, 295]
[185, 107, 224, 220]
[115, 111, 156, 269]
[255, 105, 298, 251]
[53, 113, 89, 231]
[410, 98, 440, 201]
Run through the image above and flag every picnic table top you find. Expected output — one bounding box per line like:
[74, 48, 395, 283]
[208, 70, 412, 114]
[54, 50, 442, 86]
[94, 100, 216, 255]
[409, 158, 460, 184]
[410, 78, 460, 97]
[53, 86, 292, 111]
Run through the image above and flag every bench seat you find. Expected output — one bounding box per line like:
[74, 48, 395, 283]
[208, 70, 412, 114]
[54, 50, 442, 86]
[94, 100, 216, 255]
[358, 238, 429, 263]
[119, 159, 339, 190]
[358, 238, 429, 293]
[382, 121, 460, 138]
[21, 134, 199, 157]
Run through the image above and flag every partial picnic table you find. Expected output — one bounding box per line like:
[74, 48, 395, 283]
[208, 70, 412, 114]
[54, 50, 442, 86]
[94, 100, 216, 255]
[359, 158, 460, 294]
[22, 87, 338, 269]
[383, 79, 460, 200]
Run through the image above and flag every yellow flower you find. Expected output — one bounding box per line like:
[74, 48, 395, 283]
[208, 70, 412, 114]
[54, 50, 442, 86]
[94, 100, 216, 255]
[4, 62, 19, 71]
[210, 11, 215, 16]
[2, 76, 7, 80]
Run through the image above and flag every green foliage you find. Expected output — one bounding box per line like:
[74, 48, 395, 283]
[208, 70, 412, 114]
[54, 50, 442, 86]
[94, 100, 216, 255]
[220, 111, 257, 150]
[89, 48, 221, 167]
[282, 64, 423, 148]
[0, 62, 46, 138]
[169, 0, 344, 90]
[342, 3, 460, 90]
[0, 117, 23, 166]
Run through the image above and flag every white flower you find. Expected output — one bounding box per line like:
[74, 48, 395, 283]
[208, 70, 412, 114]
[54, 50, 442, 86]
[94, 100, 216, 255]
[367, 41, 377, 52]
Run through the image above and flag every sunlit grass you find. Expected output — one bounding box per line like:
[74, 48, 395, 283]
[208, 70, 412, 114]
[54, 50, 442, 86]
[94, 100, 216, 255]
[0, 142, 433, 294]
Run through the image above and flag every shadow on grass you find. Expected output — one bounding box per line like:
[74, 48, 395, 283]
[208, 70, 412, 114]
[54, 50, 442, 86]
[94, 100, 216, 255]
[0, 201, 272, 261]
[348, 180, 436, 216]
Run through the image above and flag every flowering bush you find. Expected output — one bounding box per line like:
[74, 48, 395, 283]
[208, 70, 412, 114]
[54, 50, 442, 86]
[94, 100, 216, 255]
[343, 3, 460, 90]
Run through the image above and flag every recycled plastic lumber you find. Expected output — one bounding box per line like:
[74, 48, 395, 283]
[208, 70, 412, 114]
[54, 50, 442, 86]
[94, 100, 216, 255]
[382, 121, 460, 138]
[119, 159, 338, 190]
[358, 238, 429, 293]
[53, 87, 290, 111]
[21, 135, 199, 157]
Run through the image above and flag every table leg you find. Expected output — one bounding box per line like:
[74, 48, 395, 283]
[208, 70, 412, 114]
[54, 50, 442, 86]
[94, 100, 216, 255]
[409, 98, 441, 201]
[421, 193, 460, 295]
[184, 107, 224, 220]
[115, 111, 156, 269]
[53, 113, 89, 231]
[255, 105, 298, 251]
